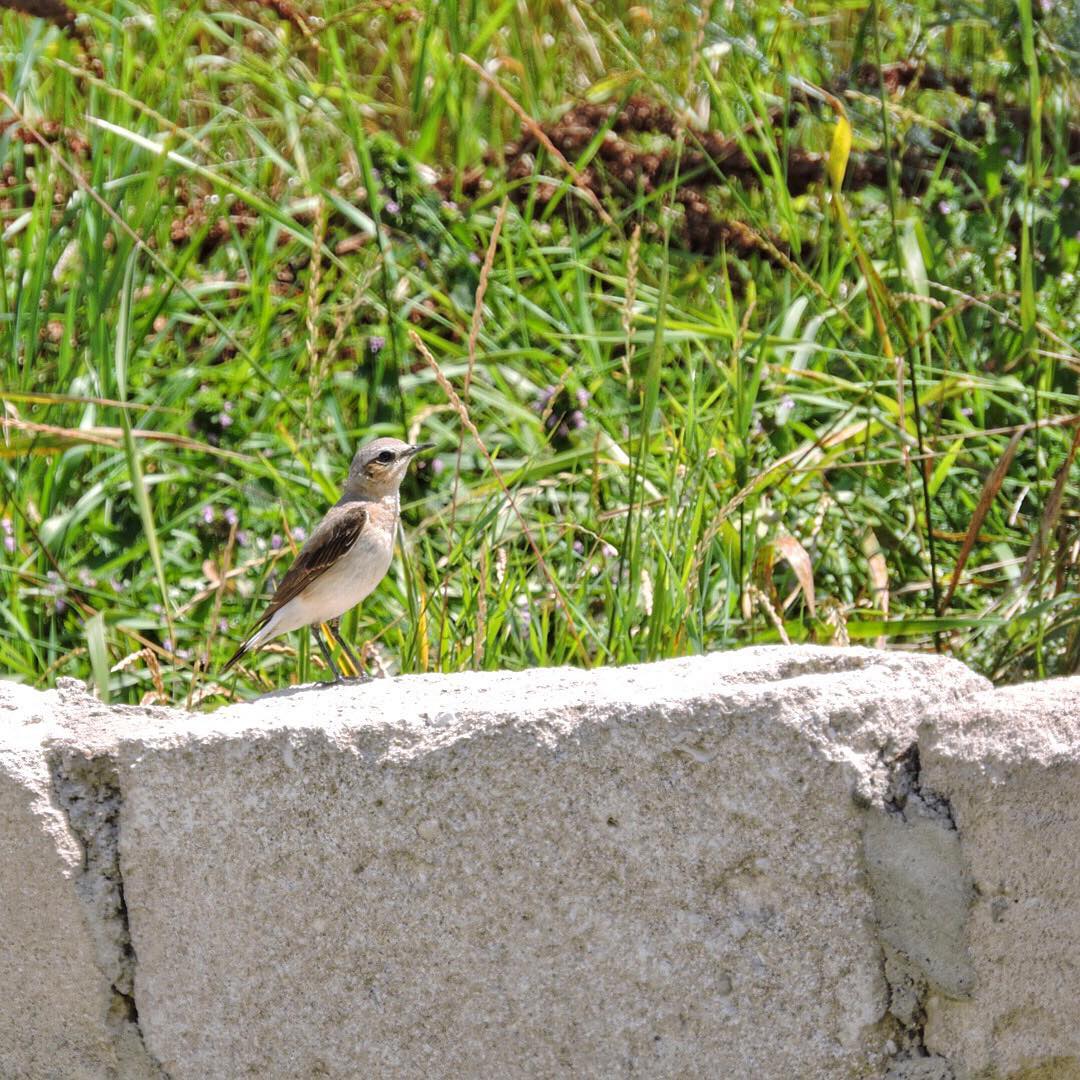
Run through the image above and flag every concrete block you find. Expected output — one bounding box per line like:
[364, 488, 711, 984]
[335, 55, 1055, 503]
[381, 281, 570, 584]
[922, 677, 1080, 1078]
[14, 646, 1068, 1078]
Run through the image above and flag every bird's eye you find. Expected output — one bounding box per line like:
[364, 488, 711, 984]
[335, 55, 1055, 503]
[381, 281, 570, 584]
[375, 450, 395, 464]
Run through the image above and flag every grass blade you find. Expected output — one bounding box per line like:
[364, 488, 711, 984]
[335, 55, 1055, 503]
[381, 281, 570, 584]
[115, 252, 174, 647]
[85, 612, 110, 703]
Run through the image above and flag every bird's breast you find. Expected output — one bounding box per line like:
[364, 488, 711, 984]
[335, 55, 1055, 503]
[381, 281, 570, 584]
[330, 525, 396, 605]
[285, 523, 395, 628]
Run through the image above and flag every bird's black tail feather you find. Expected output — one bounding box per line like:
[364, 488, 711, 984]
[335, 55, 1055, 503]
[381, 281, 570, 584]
[220, 636, 252, 674]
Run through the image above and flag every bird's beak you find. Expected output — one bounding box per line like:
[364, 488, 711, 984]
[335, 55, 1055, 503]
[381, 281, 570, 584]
[406, 442, 435, 456]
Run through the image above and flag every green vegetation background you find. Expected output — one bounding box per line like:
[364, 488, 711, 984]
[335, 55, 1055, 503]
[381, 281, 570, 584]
[2, 0, 1078, 704]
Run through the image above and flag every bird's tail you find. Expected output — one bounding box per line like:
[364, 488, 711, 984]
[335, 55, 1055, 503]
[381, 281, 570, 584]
[219, 640, 249, 675]
[220, 620, 272, 675]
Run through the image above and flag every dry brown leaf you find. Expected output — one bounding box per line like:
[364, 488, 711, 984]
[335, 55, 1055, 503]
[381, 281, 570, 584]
[0, 415, 248, 461]
[942, 428, 1023, 610]
[775, 534, 816, 618]
[1021, 423, 1080, 584]
[861, 527, 889, 649]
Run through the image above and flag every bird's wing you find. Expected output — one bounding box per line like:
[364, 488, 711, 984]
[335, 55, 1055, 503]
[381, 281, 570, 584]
[256, 502, 368, 625]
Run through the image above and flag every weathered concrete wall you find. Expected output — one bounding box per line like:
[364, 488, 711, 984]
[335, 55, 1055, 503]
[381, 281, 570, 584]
[921, 679, 1080, 1078]
[2, 647, 1078, 1079]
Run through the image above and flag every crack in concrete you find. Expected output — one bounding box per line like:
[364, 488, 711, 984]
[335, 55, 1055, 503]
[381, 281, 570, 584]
[883, 743, 956, 830]
[48, 747, 169, 1078]
[868, 741, 973, 1080]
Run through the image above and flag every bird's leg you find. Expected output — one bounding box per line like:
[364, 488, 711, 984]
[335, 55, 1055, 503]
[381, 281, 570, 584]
[329, 619, 370, 682]
[312, 624, 344, 683]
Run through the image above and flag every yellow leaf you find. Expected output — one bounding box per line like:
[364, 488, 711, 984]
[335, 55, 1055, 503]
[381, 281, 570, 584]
[827, 113, 852, 193]
[929, 436, 964, 498]
[585, 73, 633, 103]
[416, 589, 429, 672]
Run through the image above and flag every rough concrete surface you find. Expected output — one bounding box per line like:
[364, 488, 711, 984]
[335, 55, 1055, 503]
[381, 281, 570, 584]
[1, 646, 1076, 1079]
[0, 683, 159, 1079]
[921, 677, 1080, 1079]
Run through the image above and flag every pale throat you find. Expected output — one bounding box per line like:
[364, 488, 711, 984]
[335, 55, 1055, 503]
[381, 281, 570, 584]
[339, 484, 401, 516]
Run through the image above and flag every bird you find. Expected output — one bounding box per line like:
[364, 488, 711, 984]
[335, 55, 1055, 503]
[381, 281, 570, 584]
[221, 437, 433, 680]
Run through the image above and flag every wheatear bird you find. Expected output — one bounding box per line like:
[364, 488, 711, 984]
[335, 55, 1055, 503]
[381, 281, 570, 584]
[222, 437, 432, 680]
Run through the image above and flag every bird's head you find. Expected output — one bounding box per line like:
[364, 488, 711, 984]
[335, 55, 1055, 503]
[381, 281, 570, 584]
[343, 437, 433, 499]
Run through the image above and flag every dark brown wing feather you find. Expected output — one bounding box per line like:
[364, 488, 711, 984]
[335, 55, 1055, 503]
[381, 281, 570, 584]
[255, 502, 368, 627]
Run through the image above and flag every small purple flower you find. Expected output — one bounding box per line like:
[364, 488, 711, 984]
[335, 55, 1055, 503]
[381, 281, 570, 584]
[78, 568, 96, 587]
[236, 530, 250, 546]
[270, 534, 283, 551]
[369, 336, 386, 355]
[430, 457, 444, 476]
[43, 572, 67, 613]
[224, 507, 239, 528]
[384, 200, 401, 215]
[573, 540, 584, 555]
[218, 412, 233, 428]
[468, 252, 481, 265]
[568, 410, 586, 431]
[3, 535, 14, 554]
[292, 526, 307, 542]
[218, 618, 229, 632]
[575, 388, 590, 408]
[201, 505, 215, 525]
[0, 517, 11, 534]
[151, 603, 164, 615]
[601, 543, 617, 558]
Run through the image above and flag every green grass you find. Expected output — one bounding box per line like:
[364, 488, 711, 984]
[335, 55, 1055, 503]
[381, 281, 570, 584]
[2, 0, 1079, 705]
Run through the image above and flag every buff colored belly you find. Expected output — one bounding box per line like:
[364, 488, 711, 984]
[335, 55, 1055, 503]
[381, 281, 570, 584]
[265, 527, 395, 638]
